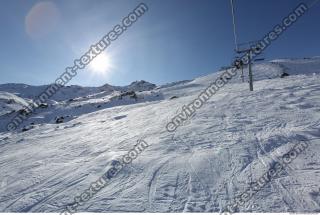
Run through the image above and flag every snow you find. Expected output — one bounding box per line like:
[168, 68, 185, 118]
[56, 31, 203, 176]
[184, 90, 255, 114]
[0, 92, 34, 117]
[0, 58, 320, 212]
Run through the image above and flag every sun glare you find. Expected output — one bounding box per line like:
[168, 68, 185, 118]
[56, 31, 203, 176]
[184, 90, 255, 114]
[88, 52, 113, 75]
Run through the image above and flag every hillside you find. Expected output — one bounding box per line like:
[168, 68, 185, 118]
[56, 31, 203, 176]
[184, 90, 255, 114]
[0, 57, 320, 213]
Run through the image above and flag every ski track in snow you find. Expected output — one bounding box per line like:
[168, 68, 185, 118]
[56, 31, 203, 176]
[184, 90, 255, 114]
[0, 58, 320, 212]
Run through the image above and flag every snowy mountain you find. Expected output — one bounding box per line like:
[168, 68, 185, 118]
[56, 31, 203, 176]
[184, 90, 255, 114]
[0, 80, 157, 132]
[0, 80, 156, 102]
[0, 92, 34, 117]
[0, 57, 320, 213]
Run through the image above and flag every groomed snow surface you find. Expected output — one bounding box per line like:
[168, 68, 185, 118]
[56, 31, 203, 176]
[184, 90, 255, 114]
[0, 57, 320, 213]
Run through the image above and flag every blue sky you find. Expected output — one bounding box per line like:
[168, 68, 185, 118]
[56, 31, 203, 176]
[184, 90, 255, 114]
[1, 0, 319, 87]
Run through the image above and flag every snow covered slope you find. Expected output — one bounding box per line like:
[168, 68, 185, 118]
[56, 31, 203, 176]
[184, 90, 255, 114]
[0, 92, 34, 117]
[0, 80, 158, 132]
[0, 57, 320, 213]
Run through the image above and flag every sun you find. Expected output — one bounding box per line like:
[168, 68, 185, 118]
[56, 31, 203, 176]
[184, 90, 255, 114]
[88, 52, 113, 75]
